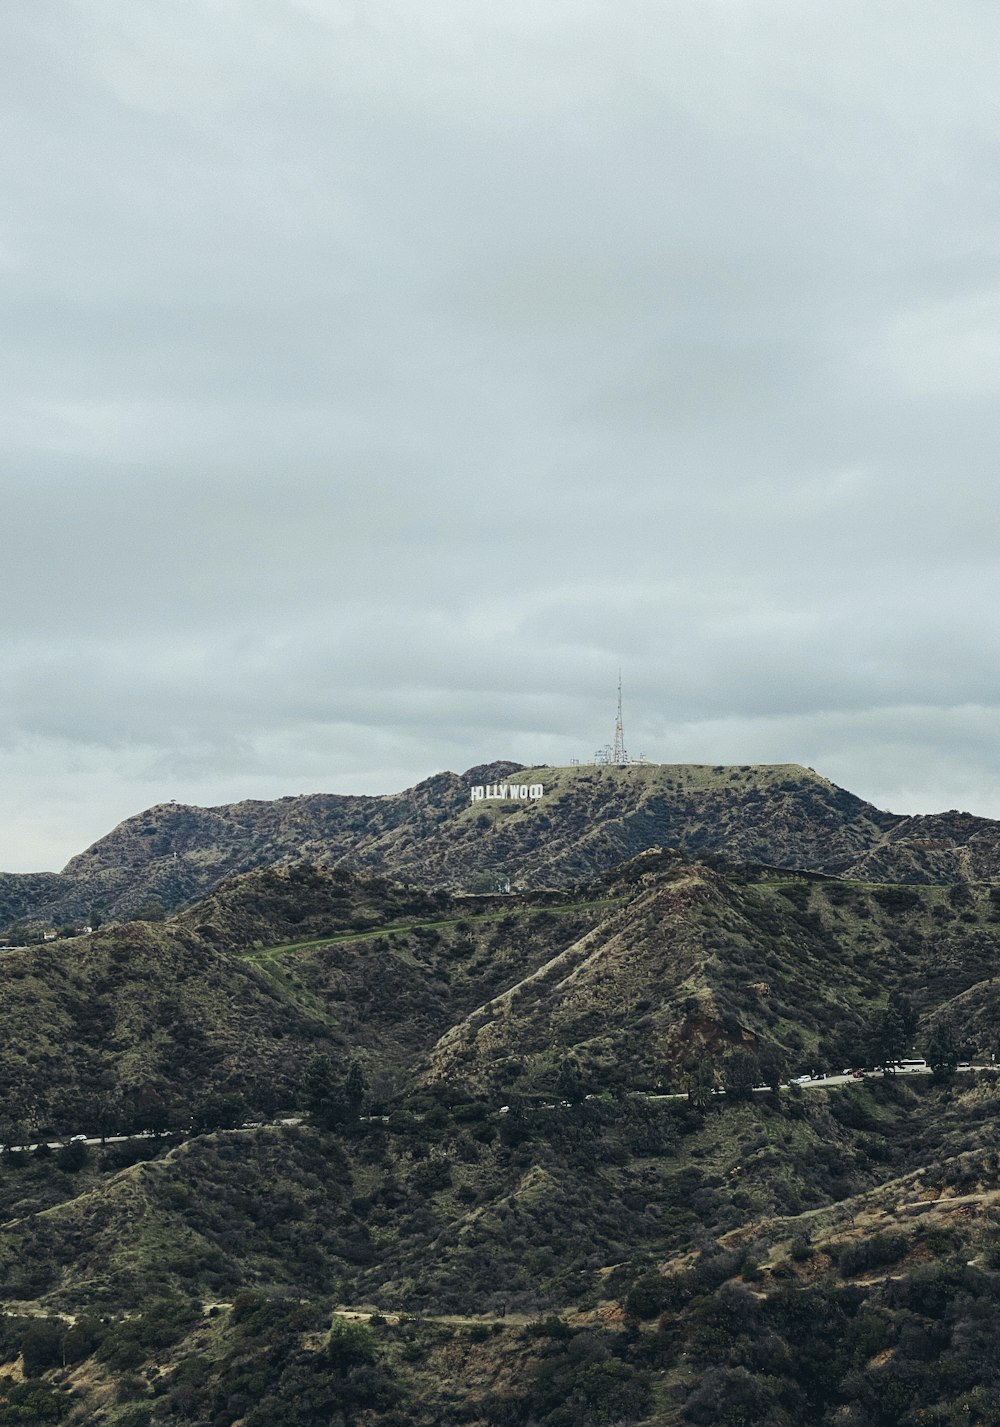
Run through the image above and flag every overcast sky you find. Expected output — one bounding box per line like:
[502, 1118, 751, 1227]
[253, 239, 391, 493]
[3, 1, 1000, 870]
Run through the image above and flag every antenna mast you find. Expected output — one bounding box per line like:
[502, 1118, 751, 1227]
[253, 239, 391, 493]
[614, 669, 625, 763]
[595, 671, 640, 765]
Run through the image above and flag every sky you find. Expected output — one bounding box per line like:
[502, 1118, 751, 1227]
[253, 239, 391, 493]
[3, 1, 1000, 871]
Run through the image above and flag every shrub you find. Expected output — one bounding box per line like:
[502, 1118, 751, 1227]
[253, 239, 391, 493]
[837, 1232, 909, 1278]
[790, 1236, 813, 1263]
[19, 1319, 63, 1377]
[524, 1315, 572, 1339]
[325, 1317, 378, 1367]
[55, 1139, 90, 1173]
[625, 1274, 670, 1320]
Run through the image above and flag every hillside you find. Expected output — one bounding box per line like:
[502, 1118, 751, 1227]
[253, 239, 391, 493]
[5, 846, 1000, 1137]
[8, 758, 1000, 931]
[0, 865, 614, 1135]
[422, 858, 1000, 1095]
[0, 1076, 999, 1425]
[1, 850, 1000, 1421]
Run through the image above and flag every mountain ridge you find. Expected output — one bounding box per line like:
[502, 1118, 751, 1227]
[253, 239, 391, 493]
[5, 759, 1000, 932]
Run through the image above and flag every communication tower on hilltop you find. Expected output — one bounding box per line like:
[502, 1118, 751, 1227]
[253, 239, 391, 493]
[593, 672, 646, 766]
[613, 672, 626, 763]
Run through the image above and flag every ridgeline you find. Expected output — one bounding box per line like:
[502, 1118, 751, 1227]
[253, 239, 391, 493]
[5, 760, 1000, 932]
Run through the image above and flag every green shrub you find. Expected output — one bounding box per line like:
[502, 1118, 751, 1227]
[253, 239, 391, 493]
[325, 1317, 378, 1367]
[837, 1232, 909, 1277]
[19, 1319, 63, 1377]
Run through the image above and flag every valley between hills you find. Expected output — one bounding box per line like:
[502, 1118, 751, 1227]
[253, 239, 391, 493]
[0, 763, 999, 1425]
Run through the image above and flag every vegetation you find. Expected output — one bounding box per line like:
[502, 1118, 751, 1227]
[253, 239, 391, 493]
[2, 778, 1000, 1421]
[8, 759, 1000, 929]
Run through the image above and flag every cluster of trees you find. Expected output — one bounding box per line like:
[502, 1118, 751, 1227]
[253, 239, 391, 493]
[0, 1055, 371, 1159]
[636, 1256, 1000, 1427]
[854, 992, 966, 1081]
[681, 1046, 786, 1109]
[302, 1055, 367, 1131]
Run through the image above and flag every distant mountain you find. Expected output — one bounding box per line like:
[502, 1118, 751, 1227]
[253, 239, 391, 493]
[5, 759, 1000, 930]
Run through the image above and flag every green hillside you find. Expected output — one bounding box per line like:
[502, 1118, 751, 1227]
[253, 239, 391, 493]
[423, 859, 1000, 1095]
[2, 847, 1000, 1423]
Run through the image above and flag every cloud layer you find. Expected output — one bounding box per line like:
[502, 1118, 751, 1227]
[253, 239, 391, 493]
[3, 1, 1000, 869]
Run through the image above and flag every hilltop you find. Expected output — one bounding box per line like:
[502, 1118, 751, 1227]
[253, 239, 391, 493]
[6, 759, 1000, 931]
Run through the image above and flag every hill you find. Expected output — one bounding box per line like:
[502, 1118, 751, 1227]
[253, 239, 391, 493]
[1, 850, 1000, 1421]
[4, 847, 1000, 1139]
[0, 1075, 999, 1425]
[0, 864, 614, 1135]
[422, 856, 1000, 1095]
[7, 759, 1000, 931]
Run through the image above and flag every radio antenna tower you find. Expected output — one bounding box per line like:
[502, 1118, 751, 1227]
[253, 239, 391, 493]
[613, 669, 626, 764]
[594, 671, 637, 765]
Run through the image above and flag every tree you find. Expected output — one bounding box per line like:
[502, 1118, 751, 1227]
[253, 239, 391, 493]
[556, 1056, 585, 1105]
[0, 1118, 27, 1153]
[20, 1319, 63, 1377]
[756, 1046, 787, 1094]
[325, 1316, 378, 1367]
[55, 1139, 90, 1173]
[685, 1055, 716, 1112]
[304, 1055, 344, 1130]
[191, 1091, 248, 1134]
[892, 991, 918, 1046]
[343, 1059, 367, 1120]
[924, 1021, 961, 1083]
[303, 1055, 365, 1131]
[861, 993, 918, 1073]
[722, 1049, 760, 1103]
[123, 1085, 180, 1138]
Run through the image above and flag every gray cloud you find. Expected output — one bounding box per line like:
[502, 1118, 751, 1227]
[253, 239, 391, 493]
[2, 0, 1000, 869]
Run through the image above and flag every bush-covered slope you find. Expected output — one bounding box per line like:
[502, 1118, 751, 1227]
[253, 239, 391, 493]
[0, 865, 613, 1135]
[6, 851, 1000, 1136]
[3, 851, 1000, 1422]
[0, 919, 325, 1136]
[1, 1076, 999, 1425]
[422, 864, 1000, 1095]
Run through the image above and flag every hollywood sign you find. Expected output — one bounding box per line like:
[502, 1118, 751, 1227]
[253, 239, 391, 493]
[470, 783, 544, 802]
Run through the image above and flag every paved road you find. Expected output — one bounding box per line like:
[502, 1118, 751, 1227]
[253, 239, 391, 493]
[2, 1066, 996, 1154]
